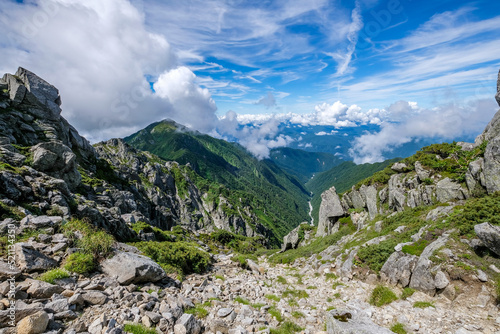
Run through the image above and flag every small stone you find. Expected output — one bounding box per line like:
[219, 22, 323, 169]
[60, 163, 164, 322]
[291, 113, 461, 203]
[477, 270, 488, 282]
[218, 308, 234, 318]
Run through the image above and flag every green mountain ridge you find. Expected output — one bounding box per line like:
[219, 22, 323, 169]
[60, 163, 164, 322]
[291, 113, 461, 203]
[124, 120, 311, 240]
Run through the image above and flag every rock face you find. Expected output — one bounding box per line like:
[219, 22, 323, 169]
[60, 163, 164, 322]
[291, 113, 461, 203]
[436, 178, 467, 203]
[0, 67, 271, 242]
[474, 222, 500, 256]
[496, 69, 500, 107]
[380, 252, 418, 287]
[483, 137, 500, 193]
[15, 243, 58, 272]
[317, 186, 346, 237]
[31, 141, 81, 189]
[100, 251, 166, 285]
[326, 308, 393, 334]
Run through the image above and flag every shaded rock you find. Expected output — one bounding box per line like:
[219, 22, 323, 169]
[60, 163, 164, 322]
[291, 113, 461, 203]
[436, 178, 466, 203]
[434, 271, 449, 290]
[281, 223, 303, 251]
[496, 69, 500, 107]
[380, 252, 418, 287]
[16, 310, 49, 334]
[20, 215, 62, 229]
[174, 313, 202, 334]
[326, 308, 393, 334]
[484, 137, 500, 194]
[415, 161, 430, 181]
[466, 158, 485, 192]
[81, 291, 107, 305]
[360, 185, 378, 219]
[474, 222, 500, 256]
[426, 205, 454, 222]
[15, 242, 58, 272]
[31, 141, 81, 190]
[0, 260, 21, 280]
[317, 186, 346, 237]
[26, 279, 64, 299]
[100, 251, 166, 285]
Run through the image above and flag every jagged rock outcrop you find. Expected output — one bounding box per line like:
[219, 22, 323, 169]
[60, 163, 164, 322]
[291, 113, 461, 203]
[0, 67, 271, 242]
[316, 186, 346, 237]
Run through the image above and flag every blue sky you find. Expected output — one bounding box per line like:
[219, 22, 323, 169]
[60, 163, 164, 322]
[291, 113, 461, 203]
[141, 0, 500, 113]
[1, 0, 499, 162]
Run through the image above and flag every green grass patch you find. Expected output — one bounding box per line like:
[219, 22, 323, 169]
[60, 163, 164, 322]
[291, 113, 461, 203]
[123, 323, 157, 334]
[251, 303, 265, 310]
[401, 239, 429, 256]
[134, 240, 211, 278]
[185, 303, 209, 318]
[282, 289, 309, 299]
[413, 301, 435, 308]
[306, 286, 317, 289]
[400, 287, 415, 300]
[270, 320, 303, 334]
[268, 306, 284, 322]
[291, 311, 304, 319]
[63, 252, 95, 274]
[266, 294, 281, 302]
[358, 239, 399, 273]
[445, 192, 500, 237]
[276, 276, 287, 284]
[369, 285, 398, 307]
[332, 282, 344, 289]
[325, 273, 338, 281]
[390, 323, 407, 334]
[234, 296, 250, 305]
[215, 275, 225, 281]
[39, 268, 70, 284]
[62, 219, 114, 258]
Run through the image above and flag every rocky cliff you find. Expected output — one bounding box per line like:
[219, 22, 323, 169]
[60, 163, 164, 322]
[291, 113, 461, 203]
[0, 67, 271, 242]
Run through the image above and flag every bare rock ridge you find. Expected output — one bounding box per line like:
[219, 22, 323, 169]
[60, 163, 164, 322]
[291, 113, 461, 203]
[0, 67, 271, 241]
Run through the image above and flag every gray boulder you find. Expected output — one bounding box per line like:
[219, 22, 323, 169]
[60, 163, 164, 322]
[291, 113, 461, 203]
[317, 186, 346, 237]
[483, 137, 500, 194]
[20, 215, 63, 229]
[26, 279, 64, 299]
[174, 313, 202, 334]
[31, 141, 81, 189]
[0, 259, 21, 280]
[415, 161, 430, 181]
[326, 308, 393, 334]
[15, 243, 58, 272]
[100, 251, 166, 285]
[436, 178, 466, 203]
[380, 251, 418, 287]
[360, 185, 378, 219]
[474, 222, 500, 256]
[391, 162, 407, 172]
[281, 223, 310, 251]
[466, 158, 485, 192]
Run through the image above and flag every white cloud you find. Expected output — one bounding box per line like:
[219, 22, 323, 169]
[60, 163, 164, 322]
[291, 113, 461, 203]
[216, 113, 295, 159]
[154, 67, 218, 133]
[254, 92, 277, 109]
[349, 99, 498, 164]
[0, 0, 220, 142]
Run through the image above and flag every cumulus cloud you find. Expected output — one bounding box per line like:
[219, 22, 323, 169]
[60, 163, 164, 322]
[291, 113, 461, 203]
[349, 99, 498, 164]
[216, 112, 295, 159]
[254, 92, 277, 109]
[0, 0, 217, 141]
[154, 67, 217, 133]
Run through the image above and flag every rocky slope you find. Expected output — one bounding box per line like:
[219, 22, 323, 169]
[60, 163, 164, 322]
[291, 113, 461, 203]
[275, 70, 500, 332]
[0, 67, 272, 242]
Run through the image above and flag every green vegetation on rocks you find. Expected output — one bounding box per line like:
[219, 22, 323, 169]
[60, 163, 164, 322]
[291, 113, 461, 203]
[369, 285, 398, 307]
[64, 252, 95, 274]
[39, 268, 70, 284]
[134, 241, 211, 278]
